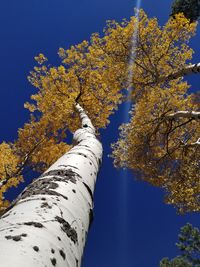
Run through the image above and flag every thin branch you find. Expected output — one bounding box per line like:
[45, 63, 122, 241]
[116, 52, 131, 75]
[168, 118, 194, 135]
[133, 63, 200, 87]
[14, 137, 46, 177]
[183, 138, 200, 147]
[166, 119, 173, 155]
[165, 111, 200, 120]
[137, 40, 155, 70]
[0, 178, 9, 188]
[159, 63, 200, 83]
[134, 60, 153, 74]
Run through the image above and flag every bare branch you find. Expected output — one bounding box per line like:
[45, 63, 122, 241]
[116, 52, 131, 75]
[159, 63, 200, 83]
[14, 137, 46, 177]
[134, 63, 200, 87]
[0, 178, 9, 188]
[165, 111, 200, 120]
[183, 138, 200, 147]
[168, 118, 194, 135]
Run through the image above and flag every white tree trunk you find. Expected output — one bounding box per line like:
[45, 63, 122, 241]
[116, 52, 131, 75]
[159, 63, 200, 82]
[0, 103, 103, 267]
[137, 63, 200, 86]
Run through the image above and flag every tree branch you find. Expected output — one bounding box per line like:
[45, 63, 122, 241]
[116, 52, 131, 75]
[157, 63, 200, 83]
[183, 138, 200, 147]
[165, 111, 200, 120]
[134, 63, 200, 87]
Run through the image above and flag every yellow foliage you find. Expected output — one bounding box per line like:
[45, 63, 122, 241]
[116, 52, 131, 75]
[0, 198, 10, 215]
[112, 80, 200, 213]
[27, 10, 196, 133]
[110, 11, 199, 213]
[0, 10, 198, 213]
[0, 142, 23, 210]
[15, 115, 71, 171]
[30, 140, 71, 172]
[34, 53, 48, 65]
[0, 142, 19, 178]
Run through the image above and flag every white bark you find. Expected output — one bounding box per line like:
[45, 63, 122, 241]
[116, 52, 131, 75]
[165, 111, 200, 120]
[157, 63, 200, 83]
[182, 138, 200, 147]
[0, 103, 103, 267]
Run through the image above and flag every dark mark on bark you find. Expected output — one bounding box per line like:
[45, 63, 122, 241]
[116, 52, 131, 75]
[41, 202, 52, 209]
[76, 151, 94, 165]
[89, 209, 94, 229]
[33, 246, 39, 252]
[22, 233, 27, 237]
[57, 236, 61, 241]
[20, 169, 81, 201]
[40, 169, 80, 185]
[72, 189, 76, 193]
[76, 259, 79, 267]
[1, 213, 9, 219]
[12, 236, 21, 241]
[24, 222, 44, 228]
[21, 178, 58, 197]
[59, 208, 63, 217]
[51, 248, 55, 254]
[80, 144, 90, 148]
[58, 165, 79, 170]
[5, 233, 27, 241]
[83, 182, 93, 202]
[59, 249, 66, 260]
[21, 178, 68, 201]
[44, 191, 68, 201]
[51, 258, 57, 266]
[55, 216, 78, 244]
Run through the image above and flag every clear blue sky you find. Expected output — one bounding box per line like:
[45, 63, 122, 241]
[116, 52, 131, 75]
[0, 1, 199, 267]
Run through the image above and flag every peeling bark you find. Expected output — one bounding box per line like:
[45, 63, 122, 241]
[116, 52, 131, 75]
[0, 103, 103, 267]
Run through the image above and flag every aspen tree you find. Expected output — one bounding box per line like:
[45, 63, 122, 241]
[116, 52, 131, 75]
[0, 13, 198, 266]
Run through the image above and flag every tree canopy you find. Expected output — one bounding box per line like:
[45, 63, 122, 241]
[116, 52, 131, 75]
[0, 10, 198, 214]
[112, 12, 199, 213]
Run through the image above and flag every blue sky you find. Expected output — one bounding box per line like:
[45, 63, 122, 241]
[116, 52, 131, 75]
[0, 1, 200, 267]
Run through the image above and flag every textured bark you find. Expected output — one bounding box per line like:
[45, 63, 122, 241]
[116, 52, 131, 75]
[0, 103, 103, 267]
